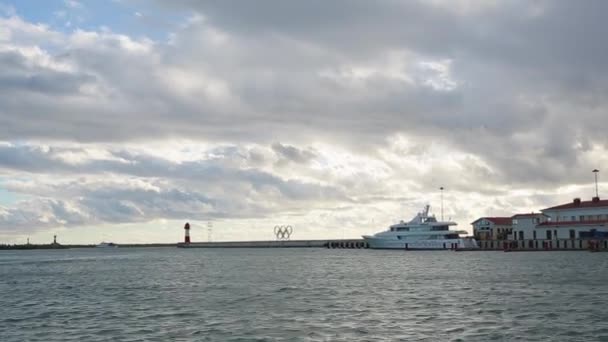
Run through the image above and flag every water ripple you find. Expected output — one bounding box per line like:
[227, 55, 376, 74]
[1, 248, 608, 341]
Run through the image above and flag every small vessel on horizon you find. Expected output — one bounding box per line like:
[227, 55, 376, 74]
[363, 205, 478, 250]
[96, 242, 118, 248]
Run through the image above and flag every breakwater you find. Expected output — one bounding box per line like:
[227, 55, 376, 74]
[177, 239, 369, 248]
[0, 243, 69, 250]
[0, 243, 179, 250]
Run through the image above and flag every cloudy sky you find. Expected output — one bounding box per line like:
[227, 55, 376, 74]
[1, 0, 607, 244]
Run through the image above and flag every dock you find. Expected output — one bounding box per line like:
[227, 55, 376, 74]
[478, 239, 608, 252]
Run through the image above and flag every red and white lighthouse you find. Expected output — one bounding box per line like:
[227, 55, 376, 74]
[184, 222, 191, 243]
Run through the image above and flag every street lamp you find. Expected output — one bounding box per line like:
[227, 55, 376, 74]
[440, 186, 444, 221]
[207, 221, 213, 242]
[593, 169, 600, 198]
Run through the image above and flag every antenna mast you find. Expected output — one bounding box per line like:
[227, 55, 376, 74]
[440, 186, 444, 221]
[593, 169, 600, 198]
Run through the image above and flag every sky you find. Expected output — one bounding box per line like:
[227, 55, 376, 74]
[1, 0, 608, 244]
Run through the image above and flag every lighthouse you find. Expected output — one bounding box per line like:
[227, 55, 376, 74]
[184, 222, 191, 243]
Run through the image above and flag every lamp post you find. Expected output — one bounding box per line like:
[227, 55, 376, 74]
[593, 169, 600, 198]
[440, 186, 444, 221]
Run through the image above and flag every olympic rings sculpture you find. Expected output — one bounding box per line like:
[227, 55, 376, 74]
[274, 225, 293, 241]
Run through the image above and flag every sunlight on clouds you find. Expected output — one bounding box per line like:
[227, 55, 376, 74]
[424, 0, 499, 15]
[416, 59, 459, 91]
[162, 67, 230, 99]
[0, 15, 61, 43]
[318, 50, 413, 85]
[69, 29, 154, 54]
[309, 144, 391, 180]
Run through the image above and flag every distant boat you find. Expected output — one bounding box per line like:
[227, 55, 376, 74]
[96, 242, 118, 248]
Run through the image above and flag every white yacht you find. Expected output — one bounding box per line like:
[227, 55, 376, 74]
[363, 205, 478, 250]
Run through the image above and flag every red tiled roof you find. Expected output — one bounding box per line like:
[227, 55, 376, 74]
[512, 213, 546, 218]
[543, 199, 608, 211]
[471, 217, 512, 225]
[537, 220, 608, 227]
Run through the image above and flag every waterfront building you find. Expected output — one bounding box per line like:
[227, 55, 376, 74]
[505, 197, 608, 242]
[537, 197, 608, 239]
[471, 217, 512, 240]
[510, 213, 548, 240]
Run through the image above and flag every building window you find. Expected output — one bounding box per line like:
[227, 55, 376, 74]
[569, 230, 575, 239]
[546, 230, 552, 240]
[554, 230, 558, 239]
[533, 231, 537, 240]
[513, 219, 518, 225]
[571, 216, 575, 221]
[518, 231, 524, 240]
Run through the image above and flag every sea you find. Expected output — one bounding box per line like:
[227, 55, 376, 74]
[1, 248, 608, 341]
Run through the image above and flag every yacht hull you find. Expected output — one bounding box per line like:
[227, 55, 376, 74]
[363, 237, 478, 250]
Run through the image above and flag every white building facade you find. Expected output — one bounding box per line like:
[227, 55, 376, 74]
[471, 217, 512, 240]
[507, 197, 608, 241]
[538, 197, 608, 239]
[510, 213, 548, 240]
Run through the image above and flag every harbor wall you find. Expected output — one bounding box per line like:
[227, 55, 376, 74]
[177, 239, 369, 249]
[478, 239, 608, 251]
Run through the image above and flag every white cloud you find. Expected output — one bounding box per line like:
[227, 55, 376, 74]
[64, 0, 82, 9]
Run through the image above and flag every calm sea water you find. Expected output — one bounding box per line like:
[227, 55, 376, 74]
[1, 248, 608, 341]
